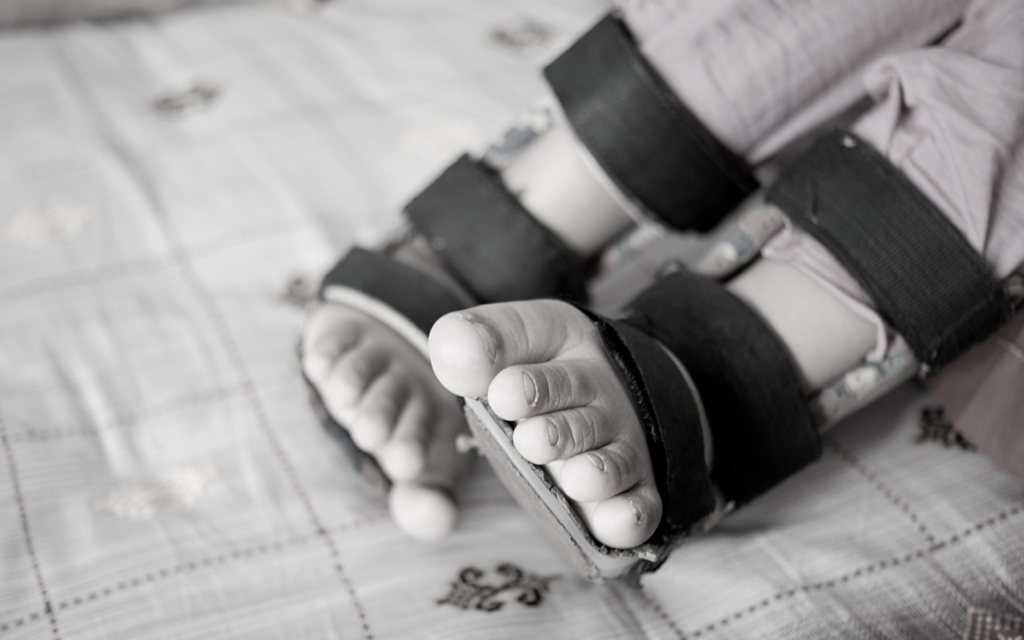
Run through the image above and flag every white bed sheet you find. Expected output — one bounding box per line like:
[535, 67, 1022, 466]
[1, 1, 1022, 638]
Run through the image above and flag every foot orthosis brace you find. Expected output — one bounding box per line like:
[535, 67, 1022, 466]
[303, 13, 1019, 583]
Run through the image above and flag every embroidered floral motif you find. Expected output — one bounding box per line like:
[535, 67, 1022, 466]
[916, 407, 975, 450]
[92, 465, 217, 521]
[281, 275, 315, 308]
[1, 196, 95, 249]
[490, 19, 553, 51]
[438, 563, 558, 612]
[153, 83, 220, 116]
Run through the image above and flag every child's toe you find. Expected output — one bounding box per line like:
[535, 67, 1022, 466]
[586, 486, 662, 549]
[487, 361, 598, 421]
[557, 444, 642, 503]
[349, 373, 409, 451]
[377, 395, 433, 480]
[512, 407, 604, 465]
[429, 300, 587, 399]
[339, 344, 390, 391]
[302, 306, 363, 382]
[429, 310, 504, 398]
[389, 482, 458, 541]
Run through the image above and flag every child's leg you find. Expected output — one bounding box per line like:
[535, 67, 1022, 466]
[620, 0, 968, 160]
[428, 258, 877, 548]
[432, 0, 1024, 553]
[304, 0, 976, 542]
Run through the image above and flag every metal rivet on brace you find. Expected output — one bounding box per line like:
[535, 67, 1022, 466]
[841, 135, 856, 149]
[656, 260, 685, 279]
[153, 82, 220, 116]
[455, 434, 481, 454]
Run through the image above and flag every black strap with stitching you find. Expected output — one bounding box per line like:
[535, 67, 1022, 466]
[406, 154, 588, 304]
[545, 14, 758, 232]
[320, 247, 466, 335]
[576, 307, 716, 548]
[622, 270, 822, 506]
[766, 130, 1015, 372]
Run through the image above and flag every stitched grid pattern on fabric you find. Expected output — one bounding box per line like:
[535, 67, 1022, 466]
[622, 385, 1024, 639]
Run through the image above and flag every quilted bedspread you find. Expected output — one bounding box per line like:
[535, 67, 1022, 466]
[1, 1, 1022, 638]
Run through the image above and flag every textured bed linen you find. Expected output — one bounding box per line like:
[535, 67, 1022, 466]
[0, 0, 243, 27]
[0, 2, 1022, 639]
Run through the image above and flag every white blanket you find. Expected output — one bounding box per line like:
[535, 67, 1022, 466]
[1, 1, 1021, 638]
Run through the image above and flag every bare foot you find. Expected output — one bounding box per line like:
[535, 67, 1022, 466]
[428, 300, 662, 549]
[302, 303, 469, 541]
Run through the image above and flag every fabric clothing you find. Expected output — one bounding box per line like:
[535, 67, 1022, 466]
[618, 0, 1024, 483]
[618, 0, 970, 162]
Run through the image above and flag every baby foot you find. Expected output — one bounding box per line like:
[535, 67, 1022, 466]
[428, 300, 662, 549]
[302, 303, 469, 541]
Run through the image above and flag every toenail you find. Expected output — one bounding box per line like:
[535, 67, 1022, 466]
[523, 371, 539, 407]
[629, 499, 644, 527]
[546, 422, 558, 447]
[456, 312, 497, 363]
[586, 452, 605, 472]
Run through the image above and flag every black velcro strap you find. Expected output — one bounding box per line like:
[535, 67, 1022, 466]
[766, 130, 1015, 371]
[405, 154, 587, 304]
[320, 247, 466, 335]
[544, 14, 758, 232]
[576, 308, 716, 544]
[624, 271, 821, 505]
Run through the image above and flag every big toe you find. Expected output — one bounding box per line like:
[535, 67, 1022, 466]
[429, 300, 588, 399]
[429, 310, 502, 398]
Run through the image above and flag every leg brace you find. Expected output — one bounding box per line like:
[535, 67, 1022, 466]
[462, 128, 1020, 584]
[314, 10, 771, 345]
[545, 14, 759, 232]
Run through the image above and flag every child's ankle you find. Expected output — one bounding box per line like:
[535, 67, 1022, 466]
[727, 258, 877, 391]
[501, 121, 634, 258]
